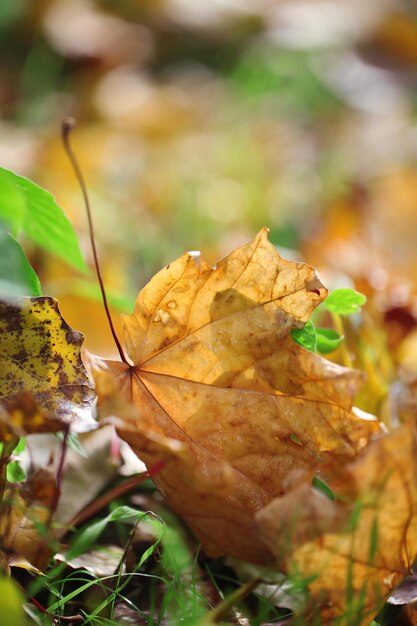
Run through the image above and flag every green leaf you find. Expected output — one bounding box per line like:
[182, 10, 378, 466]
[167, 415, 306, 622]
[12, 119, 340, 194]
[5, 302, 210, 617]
[0, 166, 87, 273]
[316, 328, 344, 354]
[291, 319, 317, 352]
[0, 228, 41, 297]
[324, 288, 367, 315]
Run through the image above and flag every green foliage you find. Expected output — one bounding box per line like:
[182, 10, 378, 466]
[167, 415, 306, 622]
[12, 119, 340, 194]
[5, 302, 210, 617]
[324, 288, 367, 315]
[292, 288, 367, 353]
[68, 506, 147, 560]
[312, 477, 335, 501]
[151, 512, 208, 624]
[292, 320, 344, 355]
[0, 166, 87, 273]
[0, 227, 41, 297]
[316, 327, 344, 354]
[291, 319, 317, 352]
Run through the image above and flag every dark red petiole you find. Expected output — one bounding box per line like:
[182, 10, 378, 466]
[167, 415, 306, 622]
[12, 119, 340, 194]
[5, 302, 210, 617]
[61, 119, 129, 365]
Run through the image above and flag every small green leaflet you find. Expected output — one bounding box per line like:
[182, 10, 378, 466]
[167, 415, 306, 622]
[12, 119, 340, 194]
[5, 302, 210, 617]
[291, 320, 343, 355]
[292, 288, 365, 351]
[316, 327, 344, 354]
[0, 166, 87, 273]
[324, 288, 366, 315]
[291, 319, 317, 352]
[0, 228, 41, 297]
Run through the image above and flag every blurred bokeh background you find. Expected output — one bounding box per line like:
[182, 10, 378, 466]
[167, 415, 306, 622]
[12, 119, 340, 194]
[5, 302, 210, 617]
[2, 0, 417, 368]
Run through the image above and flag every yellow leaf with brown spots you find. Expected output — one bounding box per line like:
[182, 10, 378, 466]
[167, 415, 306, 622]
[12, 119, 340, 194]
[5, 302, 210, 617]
[88, 229, 382, 564]
[256, 423, 417, 626]
[0, 296, 95, 431]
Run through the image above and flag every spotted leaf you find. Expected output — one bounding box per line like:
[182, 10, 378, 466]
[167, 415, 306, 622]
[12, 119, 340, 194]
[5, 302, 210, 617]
[0, 297, 95, 431]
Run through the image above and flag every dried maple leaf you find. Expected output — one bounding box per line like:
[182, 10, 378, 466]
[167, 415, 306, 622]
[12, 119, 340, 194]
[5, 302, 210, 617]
[256, 423, 417, 625]
[0, 296, 95, 431]
[88, 229, 381, 564]
[0, 468, 57, 573]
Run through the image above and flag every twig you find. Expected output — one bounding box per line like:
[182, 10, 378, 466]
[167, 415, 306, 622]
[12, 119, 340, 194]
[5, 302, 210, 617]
[331, 312, 353, 368]
[66, 472, 149, 530]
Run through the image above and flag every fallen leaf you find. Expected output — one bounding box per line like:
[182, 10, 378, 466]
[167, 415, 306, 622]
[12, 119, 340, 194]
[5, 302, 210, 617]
[55, 545, 125, 577]
[88, 229, 381, 564]
[54, 425, 121, 526]
[256, 423, 417, 625]
[0, 296, 95, 431]
[0, 393, 65, 442]
[389, 573, 417, 606]
[0, 467, 57, 572]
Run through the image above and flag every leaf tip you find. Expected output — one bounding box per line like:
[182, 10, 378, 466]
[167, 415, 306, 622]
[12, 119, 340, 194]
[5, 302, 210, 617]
[257, 226, 270, 243]
[187, 249, 202, 270]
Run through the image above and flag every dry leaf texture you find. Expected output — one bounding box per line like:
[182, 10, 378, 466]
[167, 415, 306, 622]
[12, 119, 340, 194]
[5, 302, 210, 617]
[257, 423, 417, 625]
[0, 468, 57, 572]
[0, 296, 95, 431]
[0, 393, 65, 442]
[89, 229, 381, 563]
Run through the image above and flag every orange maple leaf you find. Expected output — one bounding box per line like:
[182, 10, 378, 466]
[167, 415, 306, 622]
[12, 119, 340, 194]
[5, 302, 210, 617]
[88, 229, 382, 568]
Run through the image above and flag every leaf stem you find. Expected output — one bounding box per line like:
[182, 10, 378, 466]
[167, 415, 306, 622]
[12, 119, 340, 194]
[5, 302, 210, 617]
[201, 578, 261, 623]
[64, 471, 149, 532]
[331, 312, 353, 368]
[61, 119, 129, 365]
